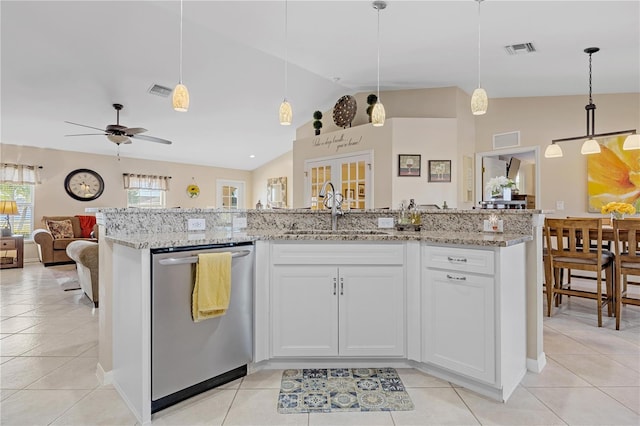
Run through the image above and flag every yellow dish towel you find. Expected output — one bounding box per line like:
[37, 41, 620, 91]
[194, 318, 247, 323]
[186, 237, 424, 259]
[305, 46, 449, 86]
[192, 252, 232, 322]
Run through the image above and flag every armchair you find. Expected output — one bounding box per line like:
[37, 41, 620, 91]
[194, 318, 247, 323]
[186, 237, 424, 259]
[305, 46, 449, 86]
[32, 216, 97, 266]
[66, 240, 99, 307]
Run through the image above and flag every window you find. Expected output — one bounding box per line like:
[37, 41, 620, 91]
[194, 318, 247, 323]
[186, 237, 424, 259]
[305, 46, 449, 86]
[0, 183, 34, 239]
[216, 180, 245, 209]
[127, 189, 166, 208]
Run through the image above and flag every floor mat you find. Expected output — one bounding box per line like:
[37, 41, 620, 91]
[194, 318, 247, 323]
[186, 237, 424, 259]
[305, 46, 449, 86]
[277, 367, 414, 413]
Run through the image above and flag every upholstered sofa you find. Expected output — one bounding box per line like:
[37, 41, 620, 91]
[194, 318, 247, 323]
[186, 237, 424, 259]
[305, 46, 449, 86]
[66, 240, 99, 307]
[32, 216, 97, 266]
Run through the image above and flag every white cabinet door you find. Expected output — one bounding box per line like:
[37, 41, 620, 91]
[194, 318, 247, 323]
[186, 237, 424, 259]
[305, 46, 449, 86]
[423, 269, 495, 384]
[339, 266, 405, 357]
[272, 266, 338, 357]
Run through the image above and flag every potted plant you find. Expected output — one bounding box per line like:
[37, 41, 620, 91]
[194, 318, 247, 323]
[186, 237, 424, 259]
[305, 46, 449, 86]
[366, 94, 378, 123]
[313, 110, 323, 135]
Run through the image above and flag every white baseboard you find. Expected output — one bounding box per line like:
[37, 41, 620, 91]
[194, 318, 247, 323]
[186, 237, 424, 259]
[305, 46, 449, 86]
[526, 352, 547, 373]
[96, 363, 113, 385]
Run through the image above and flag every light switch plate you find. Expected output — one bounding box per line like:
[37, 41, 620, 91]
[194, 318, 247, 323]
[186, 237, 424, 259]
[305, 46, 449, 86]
[232, 217, 247, 229]
[187, 218, 206, 231]
[483, 219, 503, 233]
[378, 217, 395, 228]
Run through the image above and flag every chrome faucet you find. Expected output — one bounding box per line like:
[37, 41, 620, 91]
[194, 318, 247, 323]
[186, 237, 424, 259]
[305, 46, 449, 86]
[319, 180, 343, 231]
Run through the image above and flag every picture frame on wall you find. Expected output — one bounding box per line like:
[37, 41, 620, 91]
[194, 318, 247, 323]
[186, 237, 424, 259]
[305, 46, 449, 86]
[428, 160, 451, 182]
[398, 154, 421, 177]
[358, 183, 365, 197]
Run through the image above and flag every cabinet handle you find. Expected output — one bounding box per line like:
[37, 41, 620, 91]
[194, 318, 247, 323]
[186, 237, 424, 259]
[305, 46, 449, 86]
[333, 277, 337, 295]
[446, 274, 467, 281]
[447, 256, 467, 263]
[340, 277, 344, 295]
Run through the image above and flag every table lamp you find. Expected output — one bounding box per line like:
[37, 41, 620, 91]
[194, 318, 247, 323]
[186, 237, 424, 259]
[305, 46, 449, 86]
[0, 201, 18, 237]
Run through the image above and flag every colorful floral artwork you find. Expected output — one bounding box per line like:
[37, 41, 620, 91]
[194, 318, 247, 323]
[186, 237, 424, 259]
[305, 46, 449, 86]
[587, 135, 640, 212]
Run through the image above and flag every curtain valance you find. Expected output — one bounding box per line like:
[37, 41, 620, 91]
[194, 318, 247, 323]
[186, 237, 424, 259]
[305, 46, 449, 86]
[123, 173, 171, 190]
[0, 163, 40, 184]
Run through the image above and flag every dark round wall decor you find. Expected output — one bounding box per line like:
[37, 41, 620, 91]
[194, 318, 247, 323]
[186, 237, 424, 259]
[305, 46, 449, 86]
[64, 169, 105, 201]
[332, 95, 357, 128]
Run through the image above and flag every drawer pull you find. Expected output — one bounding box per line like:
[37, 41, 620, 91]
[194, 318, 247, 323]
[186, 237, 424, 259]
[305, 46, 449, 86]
[446, 274, 467, 281]
[447, 256, 467, 263]
[333, 277, 337, 295]
[340, 277, 344, 295]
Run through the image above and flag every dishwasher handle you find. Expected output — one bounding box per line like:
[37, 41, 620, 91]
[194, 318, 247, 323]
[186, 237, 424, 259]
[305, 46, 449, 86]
[158, 250, 251, 266]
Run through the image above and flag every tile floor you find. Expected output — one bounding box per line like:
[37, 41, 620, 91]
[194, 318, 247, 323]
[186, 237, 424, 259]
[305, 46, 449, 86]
[1, 263, 639, 425]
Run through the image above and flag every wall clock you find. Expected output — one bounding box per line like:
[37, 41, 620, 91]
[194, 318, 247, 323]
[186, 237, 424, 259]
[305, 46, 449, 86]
[332, 95, 357, 128]
[64, 169, 104, 201]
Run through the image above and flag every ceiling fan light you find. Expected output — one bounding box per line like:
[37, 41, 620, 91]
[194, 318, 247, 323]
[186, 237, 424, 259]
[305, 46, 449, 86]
[623, 134, 640, 150]
[279, 100, 292, 125]
[172, 83, 189, 112]
[471, 88, 488, 115]
[371, 101, 385, 127]
[544, 143, 563, 158]
[581, 138, 601, 155]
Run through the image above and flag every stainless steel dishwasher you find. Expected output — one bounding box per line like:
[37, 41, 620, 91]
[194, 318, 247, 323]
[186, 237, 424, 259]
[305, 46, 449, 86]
[150, 242, 254, 413]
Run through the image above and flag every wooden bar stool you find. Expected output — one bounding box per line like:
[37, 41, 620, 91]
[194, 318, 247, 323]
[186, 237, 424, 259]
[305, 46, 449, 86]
[612, 219, 640, 330]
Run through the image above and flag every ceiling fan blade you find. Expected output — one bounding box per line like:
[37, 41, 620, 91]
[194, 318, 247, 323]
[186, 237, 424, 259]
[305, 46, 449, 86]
[65, 133, 106, 136]
[64, 121, 108, 132]
[107, 134, 130, 144]
[124, 127, 147, 135]
[131, 134, 173, 145]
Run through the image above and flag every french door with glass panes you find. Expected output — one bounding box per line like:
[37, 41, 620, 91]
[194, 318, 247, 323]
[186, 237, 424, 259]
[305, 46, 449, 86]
[305, 151, 372, 210]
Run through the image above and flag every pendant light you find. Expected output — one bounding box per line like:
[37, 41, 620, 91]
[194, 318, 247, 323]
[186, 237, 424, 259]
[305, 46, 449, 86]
[371, 1, 386, 127]
[544, 47, 638, 158]
[279, 0, 292, 125]
[470, 0, 488, 115]
[172, 0, 189, 112]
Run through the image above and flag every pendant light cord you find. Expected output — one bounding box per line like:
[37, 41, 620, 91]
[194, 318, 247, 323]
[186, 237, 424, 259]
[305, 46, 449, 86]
[376, 6, 381, 97]
[179, 0, 184, 84]
[477, 0, 482, 88]
[588, 51, 593, 105]
[284, 0, 288, 100]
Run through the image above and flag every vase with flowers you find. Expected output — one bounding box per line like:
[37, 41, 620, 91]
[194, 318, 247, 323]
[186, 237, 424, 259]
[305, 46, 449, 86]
[601, 201, 636, 220]
[485, 176, 517, 200]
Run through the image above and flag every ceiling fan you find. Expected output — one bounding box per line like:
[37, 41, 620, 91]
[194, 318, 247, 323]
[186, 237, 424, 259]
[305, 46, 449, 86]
[65, 103, 172, 145]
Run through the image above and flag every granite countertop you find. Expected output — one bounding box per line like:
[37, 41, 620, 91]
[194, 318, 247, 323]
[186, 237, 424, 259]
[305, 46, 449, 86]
[106, 229, 532, 249]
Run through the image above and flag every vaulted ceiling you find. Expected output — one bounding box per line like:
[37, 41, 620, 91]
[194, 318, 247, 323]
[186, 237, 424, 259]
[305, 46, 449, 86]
[1, 1, 638, 170]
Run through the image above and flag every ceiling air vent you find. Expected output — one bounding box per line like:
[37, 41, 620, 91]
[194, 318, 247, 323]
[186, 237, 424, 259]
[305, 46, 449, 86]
[504, 43, 536, 55]
[148, 84, 172, 98]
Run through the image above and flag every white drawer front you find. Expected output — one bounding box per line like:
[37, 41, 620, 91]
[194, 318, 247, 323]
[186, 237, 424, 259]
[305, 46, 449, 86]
[272, 242, 404, 265]
[424, 245, 494, 275]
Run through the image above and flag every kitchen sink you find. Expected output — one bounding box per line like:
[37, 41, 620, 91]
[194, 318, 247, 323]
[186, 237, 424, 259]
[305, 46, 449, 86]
[283, 229, 391, 235]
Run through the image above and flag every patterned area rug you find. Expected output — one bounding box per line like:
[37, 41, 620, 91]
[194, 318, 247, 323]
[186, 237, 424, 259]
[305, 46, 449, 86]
[277, 368, 414, 413]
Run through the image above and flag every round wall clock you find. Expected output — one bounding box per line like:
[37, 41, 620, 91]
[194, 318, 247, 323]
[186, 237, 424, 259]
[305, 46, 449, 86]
[332, 95, 357, 128]
[64, 169, 104, 201]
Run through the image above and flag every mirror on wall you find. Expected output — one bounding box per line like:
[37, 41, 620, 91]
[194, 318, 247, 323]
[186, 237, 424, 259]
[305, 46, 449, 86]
[267, 177, 287, 208]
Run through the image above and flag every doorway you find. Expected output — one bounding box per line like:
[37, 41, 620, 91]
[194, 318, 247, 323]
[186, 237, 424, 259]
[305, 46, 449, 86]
[475, 146, 540, 208]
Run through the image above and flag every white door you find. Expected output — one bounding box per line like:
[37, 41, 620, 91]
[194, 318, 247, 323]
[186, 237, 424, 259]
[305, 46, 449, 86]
[271, 266, 339, 357]
[339, 266, 405, 357]
[216, 180, 245, 209]
[423, 269, 495, 384]
[482, 157, 507, 200]
[305, 151, 372, 209]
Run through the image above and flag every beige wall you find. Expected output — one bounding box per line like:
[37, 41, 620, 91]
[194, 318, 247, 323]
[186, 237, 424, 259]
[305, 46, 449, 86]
[251, 150, 293, 208]
[391, 118, 458, 208]
[297, 87, 460, 140]
[474, 93, 640, 216]
[0, 143, 252, 259]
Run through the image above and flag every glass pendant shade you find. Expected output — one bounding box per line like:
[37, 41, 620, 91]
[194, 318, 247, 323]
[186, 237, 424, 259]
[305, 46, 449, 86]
[279, 100, 292, 125]
[623, 134, 640, 150]
[580, 138, 601, 155]
[471, 88, 488, 115]
[371, 102, 385, 127]
[544, 144, 563, 158]
[172, 83, 189, 112]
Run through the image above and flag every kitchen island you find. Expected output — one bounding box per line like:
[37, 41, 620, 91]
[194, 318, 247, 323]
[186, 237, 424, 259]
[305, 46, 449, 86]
[97, 208, 543, 425]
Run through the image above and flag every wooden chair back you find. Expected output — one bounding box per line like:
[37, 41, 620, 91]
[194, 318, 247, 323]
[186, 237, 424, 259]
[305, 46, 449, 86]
[545, 218, 604, 271]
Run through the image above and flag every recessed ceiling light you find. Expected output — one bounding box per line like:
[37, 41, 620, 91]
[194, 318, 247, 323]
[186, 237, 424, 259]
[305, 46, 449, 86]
[249, 154, 256, 158]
